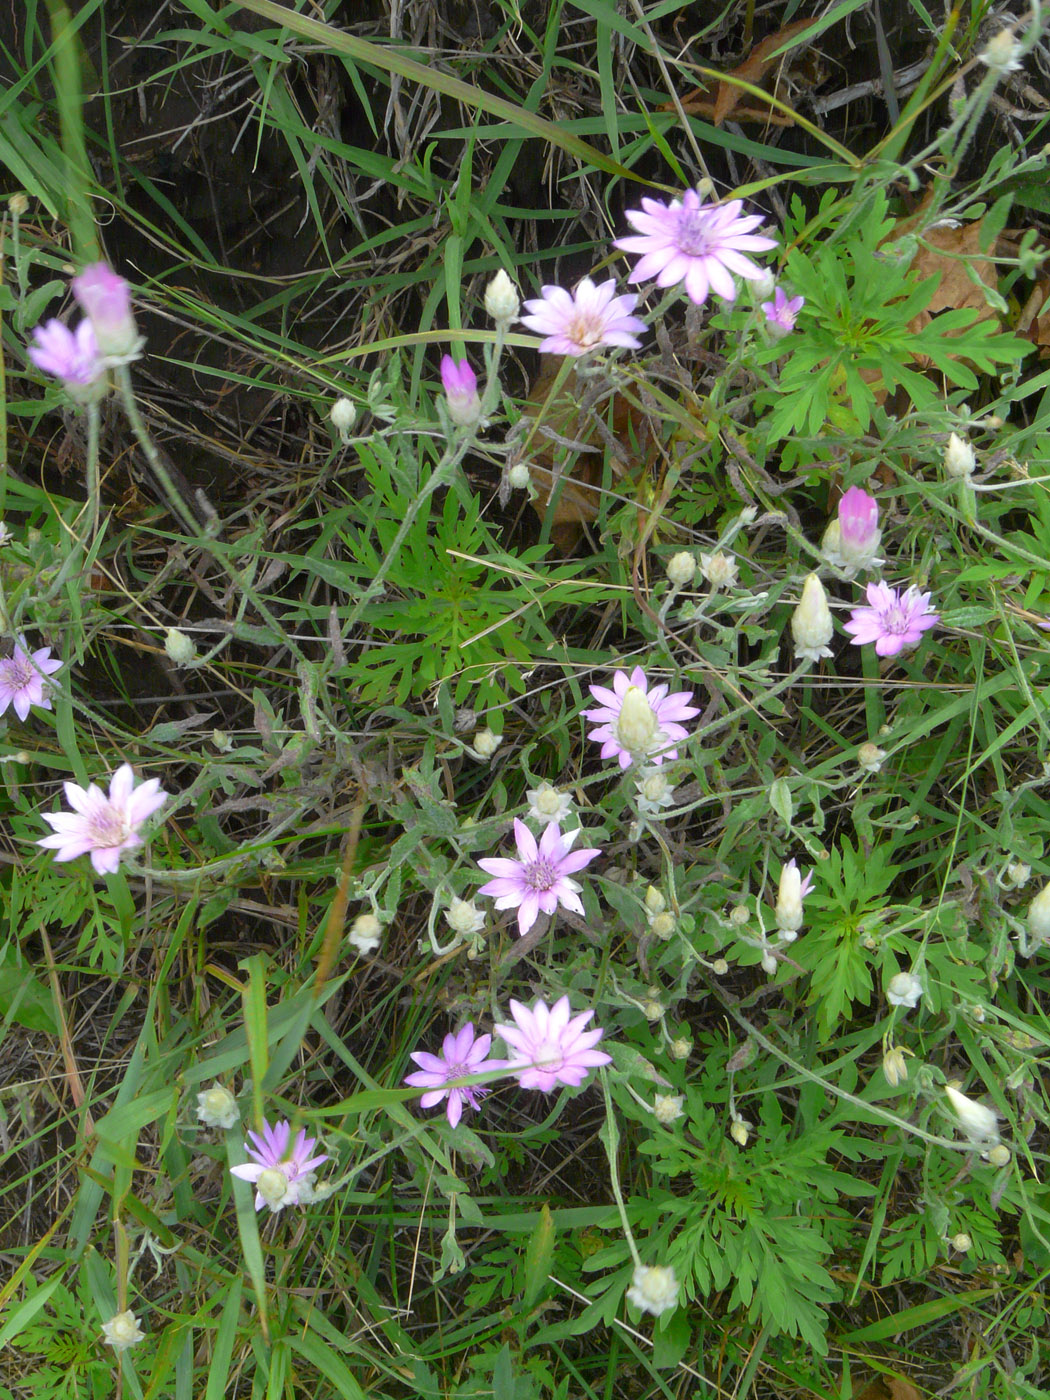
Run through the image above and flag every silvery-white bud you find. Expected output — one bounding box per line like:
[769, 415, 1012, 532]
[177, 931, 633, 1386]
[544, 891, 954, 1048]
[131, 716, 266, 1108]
[945, 1085, 999, 1145]
[791, 573, 834, 663]
[943, 432, 976, 479]
[164, 627, 197, 667]
[666, 551, 697, 587]
[700, 550, 739, 590]
[484, 269, 520, 324]
[472, 727, 502, 760]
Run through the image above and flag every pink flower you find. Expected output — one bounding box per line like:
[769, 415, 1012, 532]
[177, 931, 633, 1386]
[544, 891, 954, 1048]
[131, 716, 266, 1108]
[71, 262, 140, 359]
[0, 641, 62, 720]
[583, 666, 699, 769]
[519, 277, 646, 356]
[36, 763, 168, 874]
[615, 190, 777, 306]
[844, 582, 939, 657]
[760, 286, 804, 334]
[477, 818, 601, 936]
[440, 355, 481, 427]
[404, 1022, 504, 1127]
[495, 995, 611, 1092]
[27, 319, 106, 401]
[229, 1118, 328, 1212]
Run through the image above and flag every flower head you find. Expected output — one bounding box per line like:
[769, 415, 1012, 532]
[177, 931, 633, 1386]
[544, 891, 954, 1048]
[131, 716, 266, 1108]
[844, 581, 939, 658]
[196, 1083, 239, 1130]
[27, 319, 106, 401]
[760, 286, 804, 336]
[445, 896, 486, 940]
[626, 1264, 679, 1318]
[495, 994, 611, 1091]
[0, 641, 62, 721]
[615, 190, 777, 306]
[519, 277, 646, 356]
[37, 763, 167, 875]
[330, 396, 356, 442]
[440, 355, 481, 428]
[1026, 881, 1050, 953]
[101, 1310, 145, 1353]
[943, 432, 976, 479]
[229, 1118, 328, 1212]
[526, 781, 573, 826]
[583, 666, 699, 769]
[477, 818, 601, 936]
[791, 573, 834, 663]
[823, 487, 882, 575]
[71, 262, 141, 359]
[979, 29, 1024, 74]
[886, 971, 923, 1009]
[404, 1022, 503, 1127]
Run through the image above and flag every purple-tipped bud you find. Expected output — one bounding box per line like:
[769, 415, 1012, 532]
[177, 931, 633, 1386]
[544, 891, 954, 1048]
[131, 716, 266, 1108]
[824, 486, 882, 574]
[71, 262, 140, 359]
[440, 354, 481, 428]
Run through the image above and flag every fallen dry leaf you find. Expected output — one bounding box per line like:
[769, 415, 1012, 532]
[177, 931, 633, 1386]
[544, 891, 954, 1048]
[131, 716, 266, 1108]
[665, 18, 814, 127]
[519, 357, 652, 553]
[854, 1375, 923, 1400]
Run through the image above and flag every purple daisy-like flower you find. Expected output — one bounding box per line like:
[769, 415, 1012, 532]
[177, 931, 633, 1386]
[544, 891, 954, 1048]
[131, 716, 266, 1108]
[404, 1022, 504, 1127]
[27, 319, 106, 400]
[760, 286, 804, 334]
[582, 665, 700, 769]
[519, 277, 646, 356]
[0, 641, 62, 721]
[844, 581, 939, 658]
[615, 190, 777, 307]
[36, 763, 168, 875]
[440, 355, 481, 427]
[495, 995, 611, 1092]
[229, 1118, 328, 1213]
[477, 818, 601, 936]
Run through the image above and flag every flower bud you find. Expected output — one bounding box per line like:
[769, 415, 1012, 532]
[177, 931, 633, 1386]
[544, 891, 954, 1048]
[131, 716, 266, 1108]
[945, 1085, 999, 1145]
[627, 1264, 678, 1317]
[71, 262, 141, 359]
[256, 1166, 290, 1207]
[1005, 860, 1030, 888]
[886, 971, 923, 1009]
[330, 396, 356, 442]
[979, 29, 1023, 74]
[472, 727, 502, 760]
[642, 997, 664, 1022]
[883, 1045, 908, 1086]
[943, 432, 976, 479]
[986, 1143, 1011, 1167]
[101, 1310, 146, 1353]
[761, 948, 778, 975]
[440, 355, 481, 428]
[349, 913, 382, 954]
[616, 685, 660, 757]
[791, 573, 834, 663]
[665, 551, 697, 587]
[1026, 880, 1050, 951]
[484, 269, 520, 325]
[637, 770, 674, 812]
[824, 487, 881, 574]
[507, 462, 531, 490]
[711, 957, 729, 975]
[653, 1093, 684, 1124]
[729, 904, 750, 927]
[775, 859, 811, 934]
[644, 885, 666, 915]
[669, 1036, 691, 1060]
[950, 1232, 972, 1252]
[751, 268, 777, 300]
[857, 742, 886, 773]
[649, 911, 676, 940]
[527, 782, 572, 824]
[729, 1116, 751, 1147]
[700, 550, 739, 590]
[8, 192, 28, 216]
[445, 897, 485, 938]
[164, 626, 197, 667]
[196, 1083, 239, 1129]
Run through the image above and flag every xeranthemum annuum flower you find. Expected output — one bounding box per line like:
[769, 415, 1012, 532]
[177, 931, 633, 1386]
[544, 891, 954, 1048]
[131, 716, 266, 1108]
[229, 1118, 328, 1212]
[519, 277, 646, 356]
[615, 189, 777, 306]
[404, 1023, 504, 1127]
[477, 818, 601, 936]
[495, 995, 611, 1091]
[36, 763, 168, 874]
[583, 666, 699, 769]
